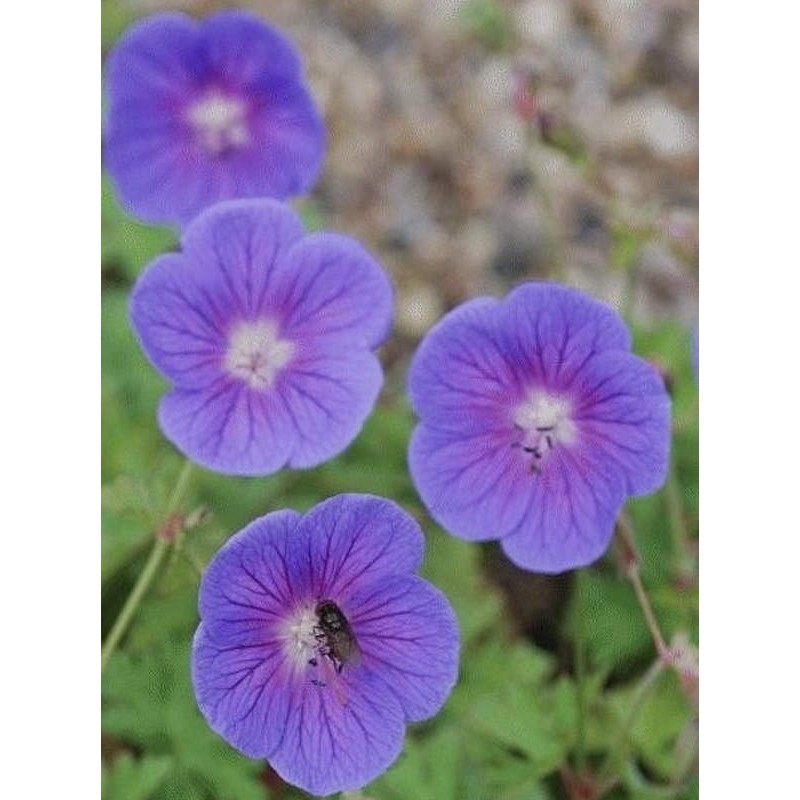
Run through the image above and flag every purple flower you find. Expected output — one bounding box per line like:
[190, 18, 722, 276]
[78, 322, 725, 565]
[192, 494, 459, 796]
[129, 198, 393, 475]
[104, 10, 325, 226]
[408, 283, 671, 574]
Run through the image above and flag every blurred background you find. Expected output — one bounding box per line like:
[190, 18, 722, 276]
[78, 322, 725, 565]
[101, 0, 698, 798]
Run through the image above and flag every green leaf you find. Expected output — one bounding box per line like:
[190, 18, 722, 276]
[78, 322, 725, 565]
[370, 726, 463, 800]
[294, 198, 327, 232]
[573, 571, 653, 672]
[102, 289, 175, 482]
[607, 670, 693, 781]
[102, 753, 174, 800]
[102, 509, 152, 585]
[102, 643, 267, 800]
[464, 681, 567, 777]
[421, 528, 505, 646]
[101, 177, 176, 284]
[125, 586, 199, 653]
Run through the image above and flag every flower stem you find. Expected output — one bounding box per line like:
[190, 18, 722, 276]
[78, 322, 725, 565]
[617, 512, 670, 661]
[101, 537, 169, 671]
[573, 571, 589, 772]
[166, 459, 195, 514]
[597, 658, 666, 792]
[101, 460, 194, 672]
[664, 461, 694, 581]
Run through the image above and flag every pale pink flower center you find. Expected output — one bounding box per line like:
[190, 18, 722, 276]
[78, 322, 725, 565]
[187, 92, 250, 154]
[224, 320, 294, 390]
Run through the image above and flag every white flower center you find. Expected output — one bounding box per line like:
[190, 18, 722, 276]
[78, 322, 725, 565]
[224, 320, 294, 390]
[279, 605, 319, 673]
[187, 92, 250, 154]
[512, 391, 576, 475]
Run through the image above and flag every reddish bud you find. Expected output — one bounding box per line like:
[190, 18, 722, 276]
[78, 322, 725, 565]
[512, 67, 540, 122]
[157, 511, 185, 543]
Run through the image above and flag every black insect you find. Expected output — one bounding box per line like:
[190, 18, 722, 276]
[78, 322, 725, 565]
[312, 599, 361, 674]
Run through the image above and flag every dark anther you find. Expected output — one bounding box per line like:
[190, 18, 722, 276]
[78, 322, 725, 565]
[536, 425, 554, 432]
[545, 435, 553, 449]
[311, 678, 326, 688]
[308, 657, 318, 667]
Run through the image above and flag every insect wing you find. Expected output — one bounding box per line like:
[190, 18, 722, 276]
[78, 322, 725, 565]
[334, 626, 362, 669]
[316, 653, 351, 707]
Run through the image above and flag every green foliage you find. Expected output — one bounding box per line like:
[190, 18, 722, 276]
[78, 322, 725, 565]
[101, 177, 177, 286]
[103, 644, 269, 800]
[370, 727, 463, 800]
[295, 198, 327, 232]
[100, 67, 698, 794]
[611, 226, 645, 274]
[101, 0, 140, 52]
[102, 754, 174, 800]
[460, 0, 514, 52]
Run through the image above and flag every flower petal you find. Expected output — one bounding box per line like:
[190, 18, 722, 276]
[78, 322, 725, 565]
[199, 510, 303, 645]
[105, 13, 201, 105]
[346, 574, 459, 722]
[104, 11, 325, 224]
[157, 340, 382, 475]
[268, 666, 406, 796]
[192, 622, 295, 760]
[201, 10, 302, 84]
[287, 495, 424, 599]
[278, 340, 384, 469]
[104, 14, 204, 223]
[235, 79, 325, 200]
[573, 351, 672, 495]
[409, 422, 534, 541]
[179, 199, 305, 320]
[409, 297, 522, 435]
[271, 233, 394, 349]
[496, 283, 633, 389]
[499, 444, 627, 573]
[129, 254, 227, 389]
[157, 380, 293, 475]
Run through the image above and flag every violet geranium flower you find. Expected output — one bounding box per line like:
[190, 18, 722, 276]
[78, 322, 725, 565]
[408, 283, 671, 574]
[104, 10, 325, 226]
[129, 198, 393, 475]
[192, 494, 459, 796]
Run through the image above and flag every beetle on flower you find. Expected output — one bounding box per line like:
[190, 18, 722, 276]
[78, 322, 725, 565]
[408, 283, 671, 574]
[104, 10, 325, 226]
[129, 198, 393, 475]
[192, 494, 459, 796]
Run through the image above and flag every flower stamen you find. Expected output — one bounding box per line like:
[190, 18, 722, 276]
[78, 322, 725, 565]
[512, 391, 576, 475]
[280, 605, 319, 674]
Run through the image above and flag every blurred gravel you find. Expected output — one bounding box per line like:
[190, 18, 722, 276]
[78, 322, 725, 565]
[126, 0, 698, 337]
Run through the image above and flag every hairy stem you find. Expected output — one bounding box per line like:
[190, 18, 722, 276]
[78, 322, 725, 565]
[664, 461, 694, 580]
[597, 658, 666, 793]
[101, 460, 194, 671]
[617, 512, 671, 661]
[573, 571, 589, 772]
